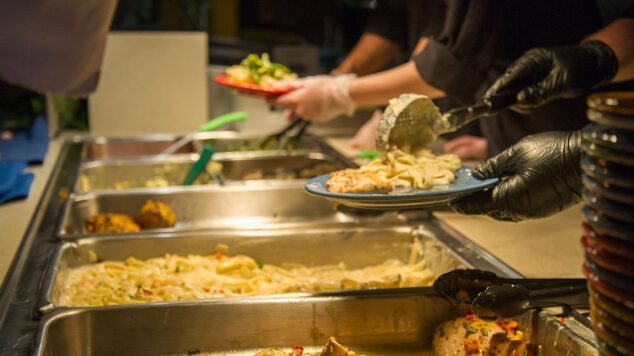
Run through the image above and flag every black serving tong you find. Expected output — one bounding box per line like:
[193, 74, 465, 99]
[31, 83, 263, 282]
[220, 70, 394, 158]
[433, 269, 588, 318]
[259, 117, 311, 150]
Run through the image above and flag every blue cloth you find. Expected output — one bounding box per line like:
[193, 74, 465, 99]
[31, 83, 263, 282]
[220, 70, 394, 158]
[0, 162, 34, 204]
[0, 116, 48, 164]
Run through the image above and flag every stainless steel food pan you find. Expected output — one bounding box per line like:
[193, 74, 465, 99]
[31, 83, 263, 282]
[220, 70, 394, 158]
[78, 132, 325, 160]
[192, 131, 324, 153]
[75, 152, 345, 193]
[36, 292, 453, 356]
[41, 224, 515, 312]
[78, 134, 189, 160]
[57, 184, 414, 238]
[35, 295, 597, 356]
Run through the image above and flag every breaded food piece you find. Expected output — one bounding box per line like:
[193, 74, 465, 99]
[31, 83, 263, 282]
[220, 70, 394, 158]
[135, 200, 176, 229]
[433, 316, 530, 356]
[85, 213, 140, 233]
[253, 338, 356, 356]
[326, 169, 392, 194]
[253, 349, 287, 356]
[320, 337, 357, 356]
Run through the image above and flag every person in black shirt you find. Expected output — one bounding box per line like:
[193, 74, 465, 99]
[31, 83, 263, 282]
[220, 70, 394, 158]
[275, 0, 605, 157]
[333, 0, 445, 76]
[452, 14, 634, 221]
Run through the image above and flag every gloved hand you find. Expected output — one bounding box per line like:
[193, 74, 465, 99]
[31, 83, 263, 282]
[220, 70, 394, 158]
[451, 131, 582, 222]
[486, 41, 618, 113]
[273, 74, 356, 122]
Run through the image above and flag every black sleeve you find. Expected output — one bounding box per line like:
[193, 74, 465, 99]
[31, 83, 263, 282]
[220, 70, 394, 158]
[413, 1, 509, 103]
[622, 2, 634, 18]
[364, 0, 408, 50]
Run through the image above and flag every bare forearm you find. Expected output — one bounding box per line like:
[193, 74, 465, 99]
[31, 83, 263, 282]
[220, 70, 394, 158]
[349, 61, 445, 107]
[333, 33, 398, 76]
[586, 18, 634, 82]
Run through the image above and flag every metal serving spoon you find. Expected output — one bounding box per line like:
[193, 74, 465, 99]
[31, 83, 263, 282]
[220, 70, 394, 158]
[376, 90, 519, 153]
[433, 269, 588, 318]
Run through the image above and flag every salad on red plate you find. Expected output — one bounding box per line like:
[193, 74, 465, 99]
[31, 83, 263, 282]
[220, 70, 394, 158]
[215, 53, 296, 98]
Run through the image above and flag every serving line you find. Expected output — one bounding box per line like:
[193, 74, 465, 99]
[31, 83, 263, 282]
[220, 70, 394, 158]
[0, 136, 523, 354]
[0, 133, 588, 354]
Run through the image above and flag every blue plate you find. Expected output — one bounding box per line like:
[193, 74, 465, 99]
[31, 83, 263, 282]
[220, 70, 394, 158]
[585, 257, 634, 294]
[582, 174, 634, 205]
[581, 155, 634, 188]
[583, 206, 634, 243]
[582, 124, 634, 153]
[305, 166, 498, 209]
[582, 140, 634, 166]
[582, 189, 634, 223]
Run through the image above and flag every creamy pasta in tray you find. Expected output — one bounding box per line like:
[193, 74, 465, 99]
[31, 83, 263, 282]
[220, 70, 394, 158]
[59, 244, 435, 307]
[327, 149, 461, 194]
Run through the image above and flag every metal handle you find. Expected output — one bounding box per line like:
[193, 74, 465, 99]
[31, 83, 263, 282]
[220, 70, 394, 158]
[527, 283, 589, 310]
[473, 280, 588, 317]
[501, 278, 587, 291]
[271, 117, 304, 137]
[292, 120, 311, 138]
[484, 89, 521, 112]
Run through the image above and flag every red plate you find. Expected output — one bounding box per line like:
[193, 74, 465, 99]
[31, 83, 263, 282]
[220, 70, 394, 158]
[582, 222, 634, 258]
[590, 286, 634, 324]
[214, 75, 294, 98]
[584, 264, 634, 307]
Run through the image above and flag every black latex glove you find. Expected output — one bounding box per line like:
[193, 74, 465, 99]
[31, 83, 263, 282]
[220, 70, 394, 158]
[451, 131, 582, 222]
[486, 41, 618, 113]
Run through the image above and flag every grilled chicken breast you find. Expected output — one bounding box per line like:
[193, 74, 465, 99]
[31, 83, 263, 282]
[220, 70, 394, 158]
[326, 169, 391, 193]
[85, 213, 140, 233]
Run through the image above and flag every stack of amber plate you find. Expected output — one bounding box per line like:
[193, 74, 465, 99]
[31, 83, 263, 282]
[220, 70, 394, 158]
[581, 92, 634, 355]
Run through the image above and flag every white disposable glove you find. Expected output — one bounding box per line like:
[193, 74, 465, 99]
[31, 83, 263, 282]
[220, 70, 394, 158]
[274, 74, 356, 122]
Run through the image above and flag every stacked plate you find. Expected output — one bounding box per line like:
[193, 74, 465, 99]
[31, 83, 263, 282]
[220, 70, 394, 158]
[581, 92, 634, 355]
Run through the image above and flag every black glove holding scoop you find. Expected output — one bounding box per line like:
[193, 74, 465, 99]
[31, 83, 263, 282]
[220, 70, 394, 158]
[486, 40, 618, 113]
[451, 131, 582, 222]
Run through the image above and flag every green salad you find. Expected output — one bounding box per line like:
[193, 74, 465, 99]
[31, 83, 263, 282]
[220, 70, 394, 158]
[225, 53, 297, 87]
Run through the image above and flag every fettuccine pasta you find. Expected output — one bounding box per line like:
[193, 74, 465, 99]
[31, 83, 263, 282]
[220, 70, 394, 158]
[362, 149, 461, 190]
[59, 244, 435, 307]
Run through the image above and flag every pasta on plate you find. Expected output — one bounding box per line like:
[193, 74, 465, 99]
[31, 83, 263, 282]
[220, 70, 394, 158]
[364, 149, 461, 190]
[327, 149, 461, 194]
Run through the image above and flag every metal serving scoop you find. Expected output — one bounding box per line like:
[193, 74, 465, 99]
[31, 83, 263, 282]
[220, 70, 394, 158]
[376, 91, 519, 152]
[433, 269, 588, 318]
[376, 94, 446, 153]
